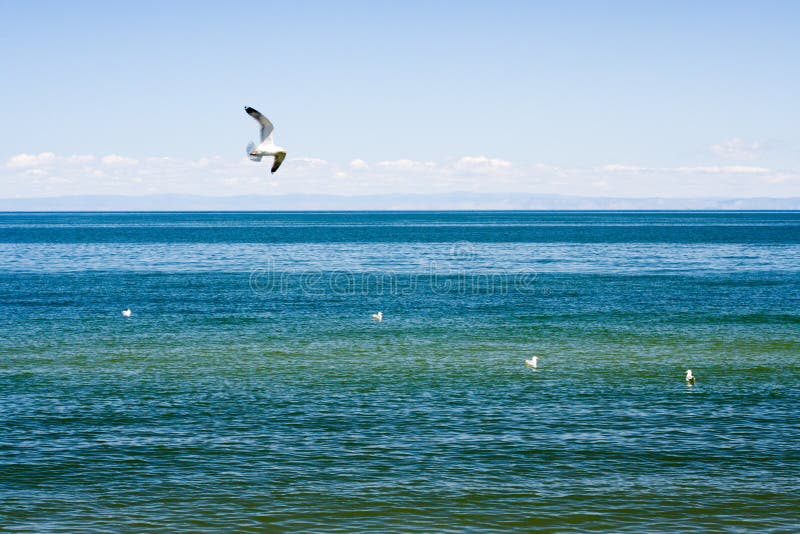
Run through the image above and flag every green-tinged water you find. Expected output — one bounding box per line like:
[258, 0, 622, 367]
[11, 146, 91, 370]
[1, 212, 799, 531]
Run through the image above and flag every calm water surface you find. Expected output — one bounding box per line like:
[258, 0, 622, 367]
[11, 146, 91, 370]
[1, 212, 799, 532]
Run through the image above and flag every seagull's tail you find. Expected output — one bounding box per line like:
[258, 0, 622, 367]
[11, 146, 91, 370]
[246, 141, 262, 162]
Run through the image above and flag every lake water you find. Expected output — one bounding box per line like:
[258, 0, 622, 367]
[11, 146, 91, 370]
[1, 211, 799, 531]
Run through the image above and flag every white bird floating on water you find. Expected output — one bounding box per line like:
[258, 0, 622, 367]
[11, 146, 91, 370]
[121, 308, 132, 317]
[245, 106, 287, 174]
[371, 312, 383, 322]
[685, 369, 696, 385]
[525, 355, 538, 369]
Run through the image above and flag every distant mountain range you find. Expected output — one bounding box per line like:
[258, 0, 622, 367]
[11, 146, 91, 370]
[1, 193, 799, 211]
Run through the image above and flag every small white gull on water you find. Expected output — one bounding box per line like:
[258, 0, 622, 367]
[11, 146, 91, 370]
[121, 308, 132, 317]
[245, 106, 287, 174]
[371, 312, 383, 322]
[685, 369, 696, 385]
[525, 355, 538, 369]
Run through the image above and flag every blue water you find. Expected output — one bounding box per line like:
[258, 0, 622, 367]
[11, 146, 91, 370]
[1, 212, 799, 531]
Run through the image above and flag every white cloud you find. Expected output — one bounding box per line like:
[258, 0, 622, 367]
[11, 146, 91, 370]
[101, 154, 139, 166]
[66, 155, 95, 164]
[455, 156, 512, 169]
[290, 157, 328, 168]
[601, 163, 771, 175]
[675, 165, 769, 174]
[600, 164, 647, 173]
[376, 159, 436, 170]
[43, 176, 71, 184]
[761, 172, 800, 184]
[711, 138, 762, 161]
[1, 151, 798, 199]
[145, 156, 173, 163]
[722, 165, 770, 174]
[7, 152, 56, 168]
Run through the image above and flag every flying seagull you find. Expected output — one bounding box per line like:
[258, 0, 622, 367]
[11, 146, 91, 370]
[245, 106, 287, 173]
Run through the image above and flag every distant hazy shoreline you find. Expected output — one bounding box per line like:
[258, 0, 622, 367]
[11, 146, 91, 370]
[1, 193, 799, 211]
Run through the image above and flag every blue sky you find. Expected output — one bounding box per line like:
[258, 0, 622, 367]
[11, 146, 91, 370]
[1, 0, 799, 199]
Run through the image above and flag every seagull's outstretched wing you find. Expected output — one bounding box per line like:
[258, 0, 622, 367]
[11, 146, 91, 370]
[271, 152, 286, 174]
[245, 106, 274, 143]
